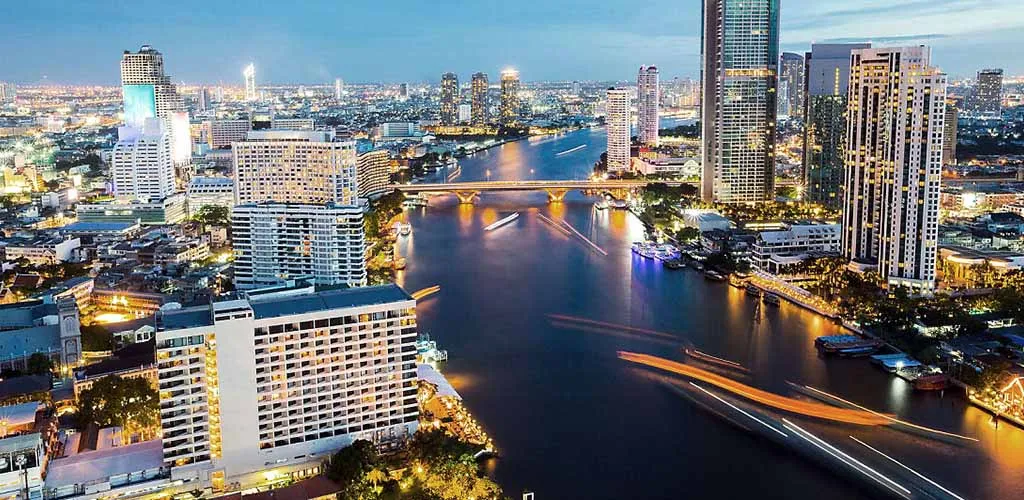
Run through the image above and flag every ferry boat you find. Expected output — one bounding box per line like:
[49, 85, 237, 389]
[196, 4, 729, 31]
[837, 345, 881, 357]
[654, 245, 681, 261]
[396, 222, 412, 236]
[631, 242, 657, 259]
[745, 284, 761, 297]
[704, 270, 726, 282]
[610, 199, 629, 210]
[484, 212, 520, 231]
[913, 374, 949, 391]
[762, 292, 781, 306]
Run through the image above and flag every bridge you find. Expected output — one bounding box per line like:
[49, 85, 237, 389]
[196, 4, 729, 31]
[390, 179, 696, 203]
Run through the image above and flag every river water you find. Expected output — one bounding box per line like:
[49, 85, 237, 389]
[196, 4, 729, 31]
[395, 127, 1024, 499]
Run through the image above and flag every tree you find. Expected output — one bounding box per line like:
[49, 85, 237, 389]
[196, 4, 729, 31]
[327, 440, 379, 493]
[26, 353, 52, 375]
[192, 205, 231, 227]
[80, 324, 115, 352]
[77, 375, 159, 436]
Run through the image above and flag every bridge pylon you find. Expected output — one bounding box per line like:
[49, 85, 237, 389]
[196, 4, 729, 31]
[544, 188, 569, 203]
[454, 191, 479, 204]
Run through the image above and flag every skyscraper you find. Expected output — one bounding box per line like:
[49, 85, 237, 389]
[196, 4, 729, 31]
[0, 82, 15, 104]
[779, 52, 804, 118]
[499, 69, 520, 126]
[440, 73, 459, 126]
[398, 83, 409, 100]
[973, 68, 1003, 118]
[112, 118, 175, 202]
[120, 45, 184, 120]
[700, 0, 780, 203]
[357, 150, 391, 199]
[335, 78, 344, 100]
[802, 43, 870, 210]
[943, 99, 959, 167]
[243, 63, 257, 102]
[471, 72, 489, 125]
[605, 88, 631, 173]
[842, 46, 946, 292]
[154, 284, 418, 490]
[232, 130, 358, 206]
[197, 88, 210, 112]
[637, 66, 660, 147]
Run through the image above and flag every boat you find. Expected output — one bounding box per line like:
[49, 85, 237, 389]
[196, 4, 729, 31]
[654, 245, 681, 261]
[815, 335, 884, 355]
[595, 200, 609, 210]
[396, 222, 412, 236]
[610, 199, 629, 209]
[690, 261, 705, 271]
[704, 270, 726, 282]
[837, 345, 881, 357]
[663, 259, 684, 270]
[745, 284, 761, 297]
[913, 374, 949, 391]
[729, 274, 748, 288]
[484, 212, 520, 231]
[632, 242, 657, 259]
[762, 292, 781, 306]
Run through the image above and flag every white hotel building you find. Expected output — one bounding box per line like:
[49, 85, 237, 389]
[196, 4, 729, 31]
[636, 66, 660, 147]
[156, 284, 419, 491]
[605, 88, 631, 173]
[751, 222, 841, 273]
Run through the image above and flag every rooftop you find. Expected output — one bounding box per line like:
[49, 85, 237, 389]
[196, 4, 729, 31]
[250, 284, 412, 320]
[45, 439, 164, 489]
[58, 221, 139, 233]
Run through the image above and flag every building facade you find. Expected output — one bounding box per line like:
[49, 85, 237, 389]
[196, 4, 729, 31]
[120, 45, 184, 121]
[112, 118, 175, 202]
[232, 203, 366, 289]
[471, 73, 489, 125]
[187, 176, 235, 215]
[155, 285, 418, 490]
[802, 43, 870, 210]
[973, 68, 1003, 118]
[356, 150, 390, 200]
[233, 130, 358, 206]
[499, 69, 520, 126]
[244, 63, 257, 102]
[842, 46, 947, 292]
[605, 88, 631, 173]
[636, 66, 660, 147]
[751, 222, 840, 273]
[700, 0, 780, 203]
[943, 99, 959, 167]
[440, 73, 459, 126]
[779, 52, 804, 118]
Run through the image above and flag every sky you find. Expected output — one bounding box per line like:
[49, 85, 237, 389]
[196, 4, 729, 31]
[1, 0, 1021, 85]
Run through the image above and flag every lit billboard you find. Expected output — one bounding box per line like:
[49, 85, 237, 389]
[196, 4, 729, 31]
[122, 84, 156, 128]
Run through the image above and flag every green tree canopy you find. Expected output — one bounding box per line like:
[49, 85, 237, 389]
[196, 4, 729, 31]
[77, 375, 159, 432]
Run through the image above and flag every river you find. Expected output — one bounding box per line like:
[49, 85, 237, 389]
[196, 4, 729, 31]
[394, 127, 1024, 499]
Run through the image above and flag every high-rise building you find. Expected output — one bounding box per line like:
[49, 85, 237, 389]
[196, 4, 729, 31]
[471, 72, 489, 125]
[197, 88, 210, 112]
[700, 0, 780, 203]
[120, 45, 184, 121]
[232, 130, 357, 206]
[973, 68, 1003, 118]
[243, 63, 257, 102]
[112, 118, 175, 202]
[206, 118, 314, 149]
[357, 150, 391, 200]
[571, 80, 582, 96]
[842, 46, 946, 292]
[398, 83, 409, 100]
[440, 73, 459, 126]
[943, 99, 959, 167]
[335, 78, 344, 101]
[232, 203, 366, 288]
[779, 52, 804, 118]
[499, 69, 520, 126]
[0, 82, 15, 104]
[154, 284, 418, 489]
[802, 43, 870, 210]
[605, 88, 631, 173]
[637, 66, 660, 147]
[458, 104, 472, 123]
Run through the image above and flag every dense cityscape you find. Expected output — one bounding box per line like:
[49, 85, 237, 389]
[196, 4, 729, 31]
[2, 1, 1024, 499]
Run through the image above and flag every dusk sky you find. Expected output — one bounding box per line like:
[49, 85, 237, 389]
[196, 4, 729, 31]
[2, 0, 1021, 84]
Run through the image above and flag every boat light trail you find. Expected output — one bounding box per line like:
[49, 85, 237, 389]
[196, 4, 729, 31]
[619, 352, 891, 425]
[484, 212, 519, 231]
[782, 419, 911, 499]
[558, 218, 608, 256]
[850, 436, 966, 500]
[555, 144, 587, 156]
[548, 315, 679, 340]
[683, 348, 750, 373]
[689, 382, 788, 438]
[801, 385, 978, 443]
[411, 285, 441, 301]
[536, 213, 571, 236]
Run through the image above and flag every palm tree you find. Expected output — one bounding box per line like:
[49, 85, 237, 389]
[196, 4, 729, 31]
[365, 468, 387, 496]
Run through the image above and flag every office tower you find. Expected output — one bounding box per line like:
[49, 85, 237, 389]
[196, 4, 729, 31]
[0, 82, 15, 104]
[842, 46, 946, 292]
[244, 63, 257, 102]
[973, 69, 1003, 117]
[111, 118, 175, 202]
[779, 52, 804, 118]
[232, 203, 366, 288]
[398, 83, 409, 100]
[700, 0, 780, 203]
[357, 150, 391, 199]
[121, 45, 185, 122]
[471, 72, 489, 125]
[440, 73, 459, 126]
[605, 88, 631, 173]
[215, 86, 225, 102]
[637, 66, 660, 147]
[943, 99, 959, 167]
[197, 88, 210, 112]
[572, 80, 582, 96]
[155, 284, 418, 489]
[802, 43, 870, 210]
[232, 130, 357, 206]
[335, 78, 344, 100]
[499, 69, 520, 126]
